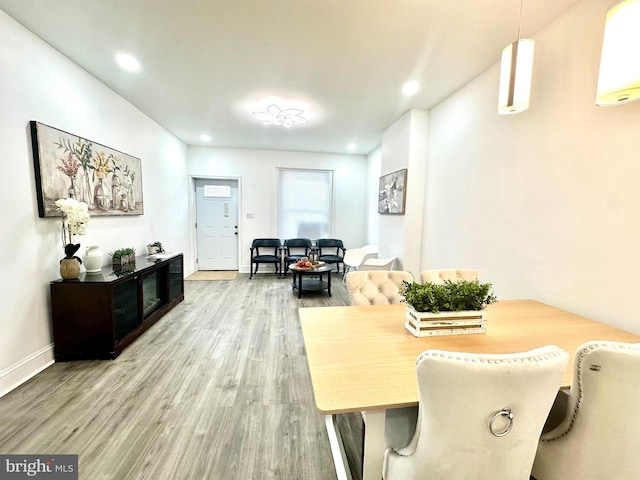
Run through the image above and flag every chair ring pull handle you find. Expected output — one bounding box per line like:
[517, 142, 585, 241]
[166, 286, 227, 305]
[489, 407, 514, 437]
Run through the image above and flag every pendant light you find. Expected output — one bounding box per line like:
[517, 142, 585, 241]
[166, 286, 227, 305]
[498, 0, 535, 115]
[596, 0, 640, 106]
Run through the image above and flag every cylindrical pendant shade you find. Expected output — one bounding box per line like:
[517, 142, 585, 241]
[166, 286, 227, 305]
[498, 38, 535, 115]
[596, 0, 640, 106]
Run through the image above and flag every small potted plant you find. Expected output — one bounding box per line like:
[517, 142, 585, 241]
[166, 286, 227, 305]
[147, 241, 165, 255]
[402, 279, 497, 337]
[111, 247, 136, 266]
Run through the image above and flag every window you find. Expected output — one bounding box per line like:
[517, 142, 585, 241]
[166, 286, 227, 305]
[278, 168, 333, 240]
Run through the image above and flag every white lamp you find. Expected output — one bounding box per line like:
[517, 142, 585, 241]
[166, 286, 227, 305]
[498, 0, 535, 115]
[596, 0, 640, 106]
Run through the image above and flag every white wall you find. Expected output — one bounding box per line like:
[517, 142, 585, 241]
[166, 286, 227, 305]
[380, 113, 410, 265]
[404, 110, 429, 277]
[187, 146, 367, 273]
[0, 11, 189, 396]
[424, 0, 640, 333]
[379, 110, 429, 277]
[366, 147, 381, 245]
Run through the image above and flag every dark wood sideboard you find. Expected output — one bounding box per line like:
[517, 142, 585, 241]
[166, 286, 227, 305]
[50, 253, 184, 361]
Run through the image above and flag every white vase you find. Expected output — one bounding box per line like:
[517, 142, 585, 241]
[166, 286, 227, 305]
[83, 245, 104, 273]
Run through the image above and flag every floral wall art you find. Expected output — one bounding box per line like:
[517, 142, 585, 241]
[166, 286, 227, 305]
[30, 121, 144, 217]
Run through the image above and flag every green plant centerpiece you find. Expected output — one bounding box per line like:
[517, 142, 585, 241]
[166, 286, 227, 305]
[402, 279, 497, 337]
[402, 279, 496, 313]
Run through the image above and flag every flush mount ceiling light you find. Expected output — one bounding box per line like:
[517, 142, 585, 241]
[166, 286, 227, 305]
[115, 52, 141, 72]
[252, 104, 306, 128]
[596, 0, 640, 106]
[498, 0, 535, 115]
[200, 134, 211, 142]
[347, 143, 357, 151]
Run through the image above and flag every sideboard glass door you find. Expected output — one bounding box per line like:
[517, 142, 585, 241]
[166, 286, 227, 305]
[114, 281, 139, 341]
[142, 271, 163, 319]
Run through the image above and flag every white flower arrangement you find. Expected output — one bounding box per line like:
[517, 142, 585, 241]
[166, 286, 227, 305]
[55, 198, 89, 247]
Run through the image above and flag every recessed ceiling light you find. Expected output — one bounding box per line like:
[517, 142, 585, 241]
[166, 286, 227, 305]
[115, 53, 141, 72]
[200, 134, 211, 142]
[402, 81, 419, 96]
[347, 143, 357, 151]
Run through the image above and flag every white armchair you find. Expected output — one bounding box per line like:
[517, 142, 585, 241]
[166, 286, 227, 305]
[360, 256, 396, 271]
[345, 270, 413, 306]
[532, 341, 640, 480]
[342, 244, 378, 278]
[420, 268, 479, 284]
[383, 346, 568, 480]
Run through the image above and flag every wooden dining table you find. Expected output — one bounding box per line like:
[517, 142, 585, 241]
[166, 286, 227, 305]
[299, 299, 640, 480]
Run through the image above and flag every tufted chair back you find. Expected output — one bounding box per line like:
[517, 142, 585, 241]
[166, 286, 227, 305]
[420, 268, 479, 284]
[345, 270, 413, 306]
[383, 346, 568, 480]
[532, 341, 640, 480]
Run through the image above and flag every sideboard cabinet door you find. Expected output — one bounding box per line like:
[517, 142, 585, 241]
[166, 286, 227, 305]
[168, 256, 184, 303]
[114, 279, 140, 342]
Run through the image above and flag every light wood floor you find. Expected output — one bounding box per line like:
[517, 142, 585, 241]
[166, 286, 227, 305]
[0, 272, 353, 479]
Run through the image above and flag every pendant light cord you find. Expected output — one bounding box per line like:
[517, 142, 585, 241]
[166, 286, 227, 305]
[517, 0, 524, 41]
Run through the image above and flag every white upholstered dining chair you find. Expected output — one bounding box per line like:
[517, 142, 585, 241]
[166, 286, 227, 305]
[420, 268, 479, 284]
[383, 345, 568, 480]
[532, 340, 640, 480]
[345, 270, 413, 306]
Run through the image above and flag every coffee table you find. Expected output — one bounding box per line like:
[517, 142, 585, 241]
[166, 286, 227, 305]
[288, 264, 332, 298]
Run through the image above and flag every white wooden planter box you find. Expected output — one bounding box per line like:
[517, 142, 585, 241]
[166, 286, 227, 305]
[405, 305, 487, 337]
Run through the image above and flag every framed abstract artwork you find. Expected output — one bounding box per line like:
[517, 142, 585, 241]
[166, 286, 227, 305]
[378, 168, 407, 214]
[30, 121, 144, 217]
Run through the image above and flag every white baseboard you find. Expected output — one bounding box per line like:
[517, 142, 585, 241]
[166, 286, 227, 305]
[0, 344, 55, 398]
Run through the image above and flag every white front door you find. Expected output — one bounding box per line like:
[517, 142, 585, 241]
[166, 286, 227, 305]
[195, 179, 238, 270]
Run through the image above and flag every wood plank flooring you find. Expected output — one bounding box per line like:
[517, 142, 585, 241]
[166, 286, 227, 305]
[0, 272, 353, 479]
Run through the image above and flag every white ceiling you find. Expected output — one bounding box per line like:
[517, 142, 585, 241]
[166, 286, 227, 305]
[1, 0, 585, 155]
